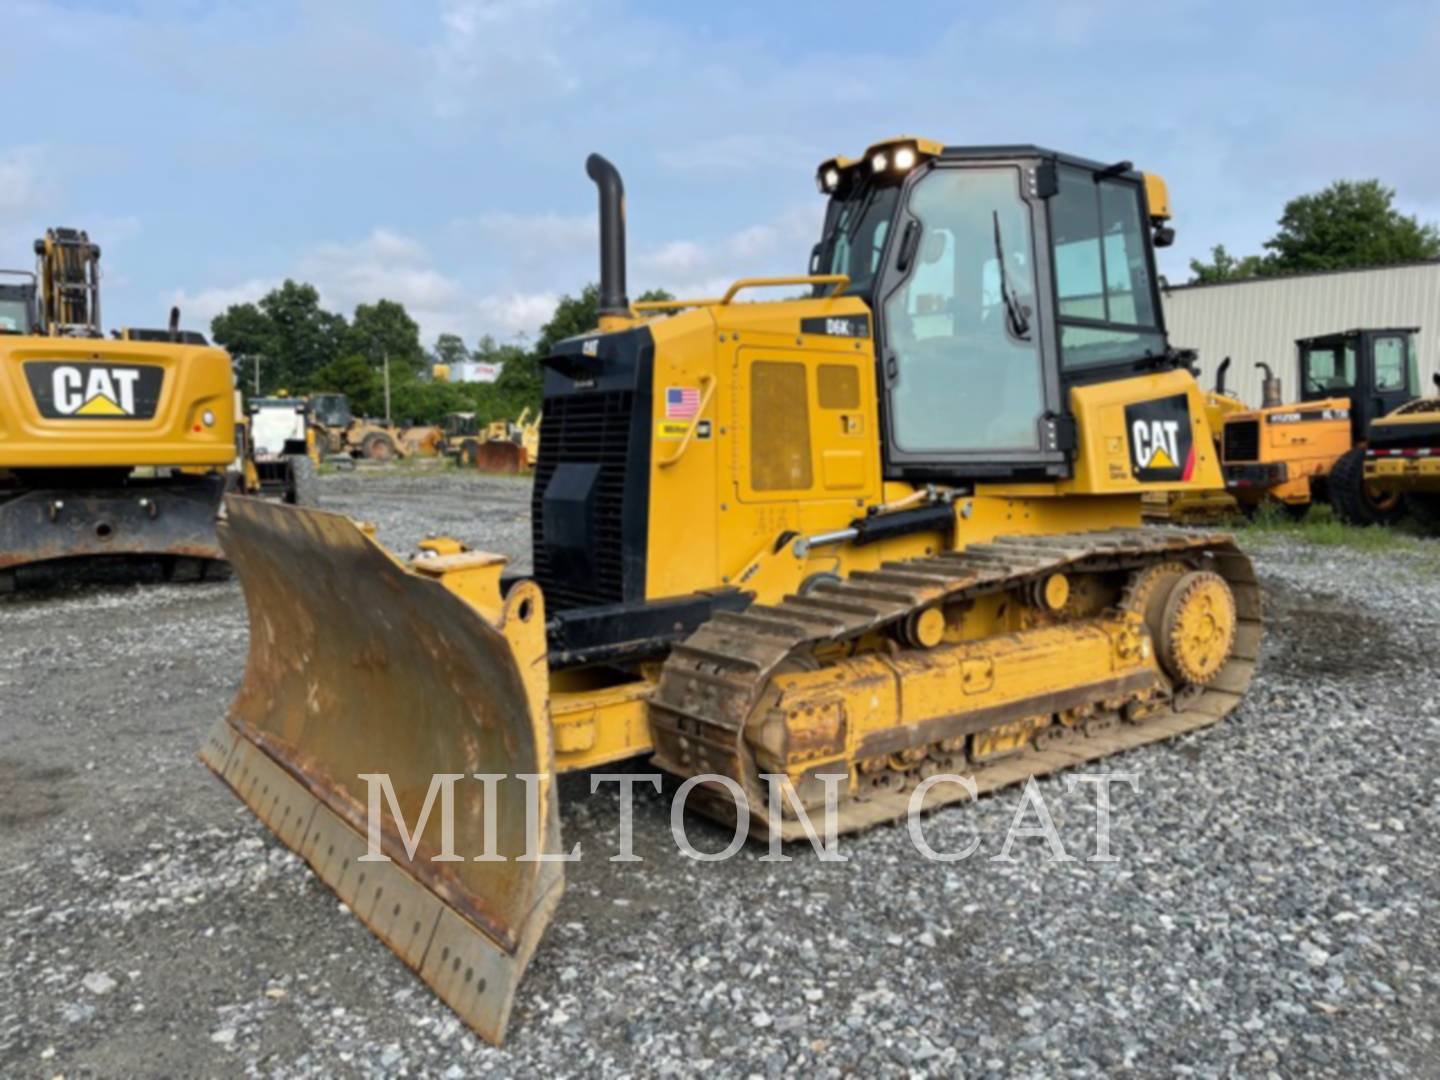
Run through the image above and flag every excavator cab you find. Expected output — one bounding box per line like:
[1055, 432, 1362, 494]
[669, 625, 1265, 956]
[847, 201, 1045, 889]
[0, 271, 37, 335]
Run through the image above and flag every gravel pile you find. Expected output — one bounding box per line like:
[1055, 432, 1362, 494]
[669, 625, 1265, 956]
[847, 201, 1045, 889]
[2, 473, 1436, 1077]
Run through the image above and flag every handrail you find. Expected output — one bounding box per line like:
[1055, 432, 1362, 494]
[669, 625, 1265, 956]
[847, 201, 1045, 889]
[631, 274, 851, 315]
[631, 297, 724, 313]
[657, 373, 716, 470]
[720, 274, 849, 305]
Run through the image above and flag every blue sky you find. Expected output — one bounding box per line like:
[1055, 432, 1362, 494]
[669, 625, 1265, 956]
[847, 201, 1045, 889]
[3, 0, 1436, 347]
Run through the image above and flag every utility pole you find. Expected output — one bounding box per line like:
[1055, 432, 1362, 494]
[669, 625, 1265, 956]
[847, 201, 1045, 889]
[382, 350, 391, 425]
[252, 354, 260, 396]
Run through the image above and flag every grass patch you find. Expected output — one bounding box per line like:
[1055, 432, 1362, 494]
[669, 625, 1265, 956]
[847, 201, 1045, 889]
[1234, 500, 1435, 556]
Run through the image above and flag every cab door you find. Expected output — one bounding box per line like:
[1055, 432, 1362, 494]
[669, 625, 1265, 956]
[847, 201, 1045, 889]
[1368, 331, 1417, 424]
[874, 160, 1062, 475]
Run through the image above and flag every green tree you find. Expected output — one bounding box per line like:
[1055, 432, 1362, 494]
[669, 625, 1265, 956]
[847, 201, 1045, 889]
[432, 332, 469, 369]
[1187, 244, 1266, 284]
[530, 284, 675, 358]
[1262, 179, 1440, 273]
[346, 299, 425, 373]
[211, 301, 276, 393]
[1186, 180, 1440, 285]
[260, 281, 348, 390]
[212, 281, 347, 393]
[310, 353, 381, 416]
[499, 284, 676, 411]
[392, 372, 472, 423]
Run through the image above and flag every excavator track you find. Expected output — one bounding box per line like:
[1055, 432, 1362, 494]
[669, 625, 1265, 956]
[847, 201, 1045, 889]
[649, 527, 1260, 841]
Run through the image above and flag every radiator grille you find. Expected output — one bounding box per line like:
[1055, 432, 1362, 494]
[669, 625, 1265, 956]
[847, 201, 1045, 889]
[531, 390, 637, 611]
[1223, 420, 1260, 463]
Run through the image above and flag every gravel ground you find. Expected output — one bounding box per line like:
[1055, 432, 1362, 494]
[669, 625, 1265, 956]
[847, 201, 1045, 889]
[2, 469, 1438, 1078]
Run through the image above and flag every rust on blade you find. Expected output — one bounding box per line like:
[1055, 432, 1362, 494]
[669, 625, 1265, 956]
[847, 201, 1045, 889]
[470, 441, 529, 474]
[202, 495, 562, 1044]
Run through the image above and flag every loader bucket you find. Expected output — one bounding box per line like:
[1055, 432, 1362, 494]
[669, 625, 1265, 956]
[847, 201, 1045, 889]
[472, 440, 529, 474]
[199, 496, 562, 1044]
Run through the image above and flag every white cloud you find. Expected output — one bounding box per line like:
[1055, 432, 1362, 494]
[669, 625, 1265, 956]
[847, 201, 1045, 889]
[461, 211, 596, 254]
[472, 290, 560, 342]
[167, 278, 276, 329]
[632, 203, 824, 298]
[169, 228, 565, 345]
[635, 240, 706, 278]
[166, 229, 465, 341]
[430, 0, 581, 116]
[298, 228, 464, 333]
[658, 134, 822, 177]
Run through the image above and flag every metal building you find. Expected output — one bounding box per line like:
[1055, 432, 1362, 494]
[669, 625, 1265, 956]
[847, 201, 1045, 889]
[1160, 260, 1440, 406]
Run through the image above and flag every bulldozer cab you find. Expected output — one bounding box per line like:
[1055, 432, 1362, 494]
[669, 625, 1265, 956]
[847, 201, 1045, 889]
[1298, 328, 1420, 439]
[813, 141, 1173, 481]
[308, 392, 353, 429]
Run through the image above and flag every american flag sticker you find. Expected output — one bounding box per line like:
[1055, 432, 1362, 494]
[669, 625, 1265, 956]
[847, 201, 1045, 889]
[665, 386, 700, 420]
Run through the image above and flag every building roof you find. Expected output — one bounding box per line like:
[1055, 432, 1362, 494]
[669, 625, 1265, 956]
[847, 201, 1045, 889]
[1161, 258, 1440, 294]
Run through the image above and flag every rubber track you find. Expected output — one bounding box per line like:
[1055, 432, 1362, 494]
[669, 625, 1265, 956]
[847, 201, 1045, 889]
[649, 527, 1261, 840]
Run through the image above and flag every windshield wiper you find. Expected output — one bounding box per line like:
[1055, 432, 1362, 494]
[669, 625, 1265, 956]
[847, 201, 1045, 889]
[992, 211, 1031, 340]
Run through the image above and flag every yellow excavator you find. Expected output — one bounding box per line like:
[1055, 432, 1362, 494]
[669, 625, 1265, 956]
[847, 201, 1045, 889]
[202, 139, 1260, 1043]
[0, 228, 235, 590]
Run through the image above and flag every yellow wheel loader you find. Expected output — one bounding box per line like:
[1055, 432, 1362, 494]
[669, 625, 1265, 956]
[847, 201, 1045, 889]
[307, 392, 405, 463]
[1220, 328, 1422, 523]
[202, 140, 1261, 1043]
[0, 229, 236, 591]
[1364, 375, 1440, 531]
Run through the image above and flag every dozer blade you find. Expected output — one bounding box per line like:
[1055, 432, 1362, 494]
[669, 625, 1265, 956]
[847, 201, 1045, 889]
[199, 496, 560, 1045]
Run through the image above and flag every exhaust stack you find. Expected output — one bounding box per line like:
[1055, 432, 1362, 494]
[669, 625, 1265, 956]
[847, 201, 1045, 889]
[1214, 356, 1231, 396]
[1256, 362, 1283, 408]
[585, 154, 629, 319]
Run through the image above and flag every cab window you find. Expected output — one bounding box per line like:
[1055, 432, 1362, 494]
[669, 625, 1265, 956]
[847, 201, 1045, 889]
[1050, 167, 1164, 369]
[822, 186, 899, 295]
[882, 166, 1044, 452]
[1372, 335, 1411, 393]
[1303, 346, 1354, 393]
[0, 298, 31, 334]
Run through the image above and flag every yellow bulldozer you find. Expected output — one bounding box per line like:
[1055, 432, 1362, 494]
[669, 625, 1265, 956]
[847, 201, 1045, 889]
[461, 406, 541, 473]
[0, 228, 236, 591]
[202, 140, 1260, 1043]
[1142, 355, 1246, 523]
